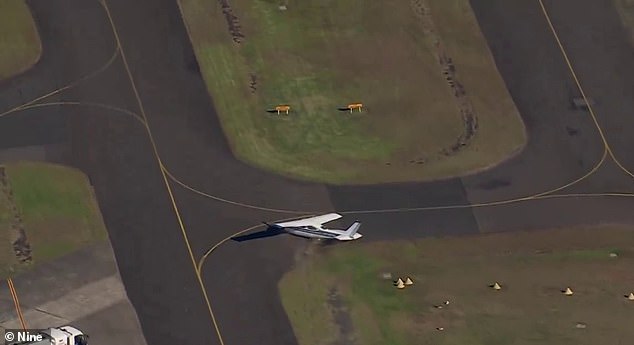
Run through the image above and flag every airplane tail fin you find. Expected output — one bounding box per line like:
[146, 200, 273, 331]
[337, 221, 362, 240]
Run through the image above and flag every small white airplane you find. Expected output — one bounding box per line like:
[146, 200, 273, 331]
[265, 213, 362, 241]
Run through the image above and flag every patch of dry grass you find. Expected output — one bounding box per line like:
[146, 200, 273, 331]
[279, 225, 634, 345]
[0, 0, 42, 80]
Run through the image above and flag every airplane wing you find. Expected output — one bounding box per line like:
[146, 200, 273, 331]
[275, 213, 343, 227]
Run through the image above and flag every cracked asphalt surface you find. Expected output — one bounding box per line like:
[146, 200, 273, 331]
[0, 0, 633, 344]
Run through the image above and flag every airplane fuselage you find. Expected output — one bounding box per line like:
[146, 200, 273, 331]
[285, 226, 342, 239]
[282, 226, 361, 241]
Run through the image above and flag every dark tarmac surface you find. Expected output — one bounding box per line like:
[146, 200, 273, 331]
[466, 0, 634, 231]
[540, 0, 634, 174]
[0, 0, 633, 344]
[73, 301, 147, 345]
[464, 0, 607, 203]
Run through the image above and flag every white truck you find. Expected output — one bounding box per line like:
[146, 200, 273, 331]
[6, 326, 88, 345]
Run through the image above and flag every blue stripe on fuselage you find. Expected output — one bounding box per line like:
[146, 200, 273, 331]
[289, 227, 339, 238]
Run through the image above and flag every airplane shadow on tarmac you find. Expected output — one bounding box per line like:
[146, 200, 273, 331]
[231, 226, 286, 242]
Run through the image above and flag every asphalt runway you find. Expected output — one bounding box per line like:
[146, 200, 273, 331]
[0, 0, 633, 344]
[540, 0, 634, 174]
[464, 0, 606, 202]
[467, 0, 634, 231]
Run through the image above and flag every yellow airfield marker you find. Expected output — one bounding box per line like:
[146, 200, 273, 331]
[346, 103, 363, 113]
[274, 105, 290, 115]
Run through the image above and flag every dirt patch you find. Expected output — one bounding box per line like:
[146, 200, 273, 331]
[249, 73, 258, 93]
[327, 287, 356, 345]
[411, 0, 479, 157]
[217, 0, 245, 44]
[0, 167, 32, 264]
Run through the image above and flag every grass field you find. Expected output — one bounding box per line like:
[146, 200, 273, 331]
[0, 162, 107, 277]
[178, 0, 526, 184]
[279, 225, 634, 345]
[615, 0, 634, 43]
[0, 0, 41, 80]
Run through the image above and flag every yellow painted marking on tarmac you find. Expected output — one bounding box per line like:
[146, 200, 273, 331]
[101, 2, 225, 345]
[196, 222, 265, 272]
[7, 278, 27, 330]
[7, 101, 147, 125]
[611, 152, 634, 178]
[538, 0, 634, 179]
[531, 148, 607, 198]
[163, 167, 314, 215]
[339, 191, 634, 215]
[162, 149, 609, 216]
[0, 47, 120, 118]
[196, 215, 313, 273]
[340, 148, 611, 214]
